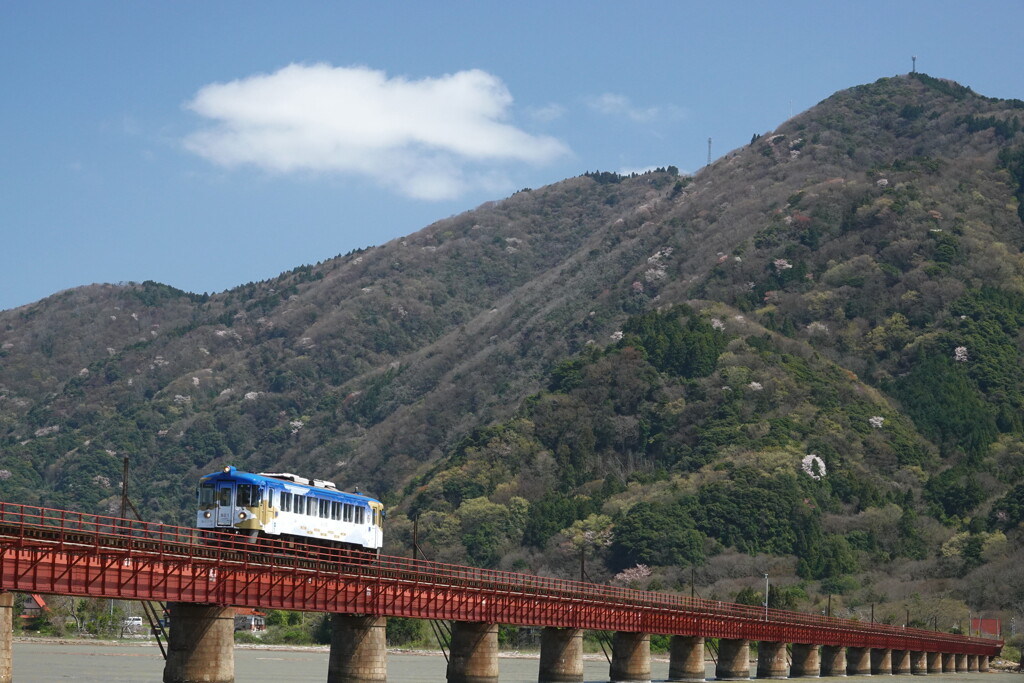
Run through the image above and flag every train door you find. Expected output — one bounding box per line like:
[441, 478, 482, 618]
[370, 503, 384, 550]
[215, 481, 235, 526]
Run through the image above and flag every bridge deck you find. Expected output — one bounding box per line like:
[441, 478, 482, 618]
[0, 501, 1002, 655]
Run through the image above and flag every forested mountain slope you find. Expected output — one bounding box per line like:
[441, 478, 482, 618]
[2, 73, 1024, 626]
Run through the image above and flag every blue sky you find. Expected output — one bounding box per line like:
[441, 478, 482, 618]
[2, 1, 1023, 312]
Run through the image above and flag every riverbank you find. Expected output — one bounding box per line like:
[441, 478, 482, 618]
[12, 635, 1018, 673]
[12, 635, 620, 661]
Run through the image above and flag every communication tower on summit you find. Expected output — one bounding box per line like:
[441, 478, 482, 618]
[912, 55, 917, 73]
[707, 138, 712, 166]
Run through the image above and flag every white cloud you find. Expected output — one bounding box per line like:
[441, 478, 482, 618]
[527, 103, 567, 122]
[183, 63, 569, 200]
[618, 165, 660, 176]
[587, 93, 684, 123]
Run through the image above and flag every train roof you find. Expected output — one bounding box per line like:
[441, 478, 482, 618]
[258, 471, 338, 490]
[200, 466, 380, 503]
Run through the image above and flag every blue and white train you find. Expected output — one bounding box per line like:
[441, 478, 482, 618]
[196, 466, 383, 552]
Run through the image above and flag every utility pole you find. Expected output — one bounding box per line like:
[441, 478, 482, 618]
[912, 55, 917, 73]
[412, 516, 419, 561]
[763, 573, 769, 621]
[120, 456, 130, 519]
[707, 138, 712, 167]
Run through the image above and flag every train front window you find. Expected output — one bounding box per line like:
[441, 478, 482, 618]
[217, 487, 231, 507]
[198, 483, 214, 505]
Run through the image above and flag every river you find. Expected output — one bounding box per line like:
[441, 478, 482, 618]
[10, 639, 1007, 681]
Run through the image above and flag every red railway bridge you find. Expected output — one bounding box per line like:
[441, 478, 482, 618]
[0, 501, 1002, 682]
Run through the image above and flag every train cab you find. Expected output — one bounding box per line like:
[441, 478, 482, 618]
[196, 466, 269, 538]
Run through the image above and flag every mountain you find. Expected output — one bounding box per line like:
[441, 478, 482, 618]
[2, 73, 1024, 629]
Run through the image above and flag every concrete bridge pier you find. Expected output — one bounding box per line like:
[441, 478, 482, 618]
[870, 648, 892, 675]
[327, 614, 386, 683]
[667, 635, 705, 682]
[1, 592, 12, 683]
[447, 622, 499, 683]
[163, 602, 235, 683]
[940, 652, 955, 672]
[954, 653, 968, 672]
[819, 645, 845, 677]
[979, 655, 989, 672]
[538, 627, 583, 683]
[789, 642, 820, 677]
[909, 650, 927, 675]
[609, 631, 650, 682]
[966, 654, 978, 671]
[715, 638, 750, 681]
[925, 651, 942, 674]
[890, 649, 911, 675]
[845, 646, 870, 675]
[756, 641, 788, 679]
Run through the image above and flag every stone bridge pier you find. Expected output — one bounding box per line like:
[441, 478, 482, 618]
[820, 644, 846, 676]
[538, 627, 583, 682]
[447, 621, 499, 683]
[327, 614, 386, 683]
[667, 635, 704, 682]
[716, 638, 750, 680]
[609, 631, 650, 682]
[0, 592, 12, 683]
[163, 602, 235, 683]
[0, 591, 1004, 683]
[891, 648, 911, 675]
[789, 642, 820, 677]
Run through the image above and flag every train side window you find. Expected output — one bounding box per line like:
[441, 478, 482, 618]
[236, 484, 252, 507]
[199, 483, 214, 505]
[358, 507, 366, 524]
[319, 499, 329, 518]
[331, 502, 341, 520]
[267, 490, 274, 508]
[307, 496, 316, 516]
[281, 492, 291, 512]
[343, 503, 353, 523]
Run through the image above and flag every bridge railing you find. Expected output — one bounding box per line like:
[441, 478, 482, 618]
[0, 500, 1001, 651]
[364, 551, 997, 650]
[0, 501, 197, 546]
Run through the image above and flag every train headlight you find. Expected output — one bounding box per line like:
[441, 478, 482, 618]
[203, 511, 211, 518]
[238, 512, 246, 519]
